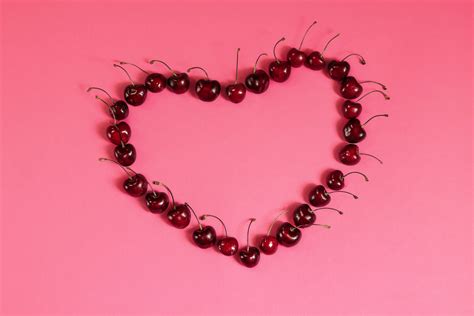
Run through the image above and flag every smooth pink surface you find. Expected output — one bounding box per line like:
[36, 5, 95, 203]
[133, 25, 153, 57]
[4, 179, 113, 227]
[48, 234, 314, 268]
[1, 1, 473, 315]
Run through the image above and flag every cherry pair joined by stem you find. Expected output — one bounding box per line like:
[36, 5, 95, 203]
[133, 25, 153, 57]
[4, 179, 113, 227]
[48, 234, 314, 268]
[343, 114, 389, 143]
[149, 59, 190, 94]
[308, 185, 358, 207]
[342, 90, 390, 119]
[239, 219, 260, 268]
[201, 214, 239, 255]
[326, 170, 368, 190]
[339, 144, 383, 165]
[87, 87, 129, 120]
[340, 77, 387, 99]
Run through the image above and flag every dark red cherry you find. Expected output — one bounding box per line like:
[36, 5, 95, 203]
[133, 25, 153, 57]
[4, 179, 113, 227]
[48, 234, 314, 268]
[276, 222, 301, 247]
[226, 49, 246, 103]
[167, 73, 190, 94]
[327, 60, 350, 80]
[326, 170, 369, 190]
[342, 100, 362, 119]
[217, 237, 239, 256]
[309, 185, 331, 207]
[268, 37, 291, 82]
[124, 84, 147, 106]
[193, 226, 217, 249]
[339, 144, 361, 165]
[188, 66, 220, 102]
[340, 76, 363, 99]
[123, 173, 148, 197]
[245, 53, 270, 94]
[239, 247, 260, 268]
[343, 118, 366, 143]
[259, 236, 278, 255]
[145, 191, 169, 213]
[293, 204, 315, 228]
[145, 73, 167, 92]
[305, 33, 340, 71]
[286, 21, 317, 68]
[87, 88, 129, 121]
[167, 204, 191, 229]
[114, 143, 136, 166]
[106, 121, 131, 145]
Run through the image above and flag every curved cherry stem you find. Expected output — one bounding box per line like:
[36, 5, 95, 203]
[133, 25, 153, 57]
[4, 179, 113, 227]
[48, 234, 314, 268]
[311, 223, 331, 229]
[363, 114, 389, 126]
[266, 210, 289, 236]
[113, 64, 135, 86]
[94, 95, 116, 124]
[343, 171, 369, 182]
[322, 33, 340, 56]
[187, 66, 209, 79]
[312, 207, 344, 215]
[246, 218, 256, 251]
[98, 157, 136, 178]
[253, 53, 268, 73]
[360, 153, 383, 164]
[273, 37, 286, 63]
[360, 80, 387, 90]
[119, 61, 149, 75]
[149, 59, 177, 76]
[152, 181, 176, 209]
[298, 20, 317, 50]
[200, 214, 228, 237]
[342, 53, 366, 65]
[356, 90, 390, 102]
[87, 87, 114, 102]
[185, 203, 202, 230]
[328, 190, 358, 199]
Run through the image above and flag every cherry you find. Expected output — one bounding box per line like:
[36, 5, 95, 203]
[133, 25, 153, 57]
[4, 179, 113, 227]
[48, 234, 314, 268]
[268, 37, 291, 82]
[293, 204, 343, 228]
[144, 181, 173, 213]
[184, 203, 217, 249]
[327, 53, 366, 81]
[201, 214, 238, 256]
[326, 170, 369, 190]
[149, 59, 190, 94]
[187, 66, 221, 102]
[276, 222, 301, 247]
[308, 185, 358, 207]
[119, 61, 166, 93]
[245, 53, 270, 94]
[286, 21, 317, 68]
[106, 121, 131, 145]
[239, 219, 260, 268]
[113, 143, 136, 166]
[168, 203, 191, 229]
[341, 78, 387, 99]
[259, 210, 288, 255]
[87, 87, 129, 120]
[305, 33, 340, 71]
[225, 48, 246, 103]
[99, 158, 147, 197]
[113, 64, 147, 106]
[339, 143, 383, 165]
[342, 90, 390, 119]
[343, 114, 389, 143]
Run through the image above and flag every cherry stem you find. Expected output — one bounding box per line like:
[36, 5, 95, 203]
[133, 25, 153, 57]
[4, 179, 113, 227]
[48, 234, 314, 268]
[246, 218, 256, 251]
[342, 53, 366, 65]
[149, 59, 176, 76]
[113, 64, 135, 86]
[362, 114, 389, 126]
[298, 20, 317, 50]
[119, 61, 149, 75]
[200, 214, 228, 237]
[152, 181, 176, 209]
[187, 66, 209, 79]
[311, 223, 331, 229]
[98, 158, 136, 178]
[94, 95, 117, 124]
[328, 190, 358, 199]
[343, 171, 369, 182]
[234, 48, 240, 83]
[312, 207, 344, 215]
[360, 80, 387, 90]
[266, 210, 289, 236]
[272, 37, 286, 63]
[185, 203, 202, 230]
[322, 33, 340, 56]
[87, 87, 114, 102]
[356, 90, 390, 102]
[253, 53, 267, 73]
[360, 153, 383, 164]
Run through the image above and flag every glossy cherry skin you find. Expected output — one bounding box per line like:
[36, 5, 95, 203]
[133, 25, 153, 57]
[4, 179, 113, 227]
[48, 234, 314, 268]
[276, 222, 301, 247]
[245, 70, 270, 94]
[342, 100, 362, 119]
[225, 83, 246, 103]
[194, 79, 221, 102]
[326, 170, 345, 190]
[293, 204, 315, 228]
[124, 84, 147, 106]
[106, 122, 131, 145]
[145, 191, 169, 213]
[343, 118, 366, 143]
[305, 51, 325, 70]
[287, 48, 306, 67]
[268, 60, 291, 82]
[340, 76, 363, 99]
[309, 185, 331, 207]
[339, 144, 361, 165]
[145, 73, 167, 92]
[259, 235, 278, 255]
[123, 174, 148, 197]
[327, 60, 350, 81]
[167, 204, 191, 229]
[114, 143, 136, 166]
[109, 100, 129, 120]
[167, 73, 190, 94]
[239, 247, 260, 268]
[193, 226, 217, 249]
[217, 237, 239, 256]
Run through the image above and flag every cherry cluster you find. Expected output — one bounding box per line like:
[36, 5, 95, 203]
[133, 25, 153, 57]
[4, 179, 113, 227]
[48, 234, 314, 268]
[89, 21, 390, 268]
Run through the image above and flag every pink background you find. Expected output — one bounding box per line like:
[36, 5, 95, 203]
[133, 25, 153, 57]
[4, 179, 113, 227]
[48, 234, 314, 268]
[1, 0, 472, 315]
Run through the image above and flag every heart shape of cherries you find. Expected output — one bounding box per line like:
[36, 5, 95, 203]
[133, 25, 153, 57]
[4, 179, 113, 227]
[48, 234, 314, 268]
[89, 21, 390, 268]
